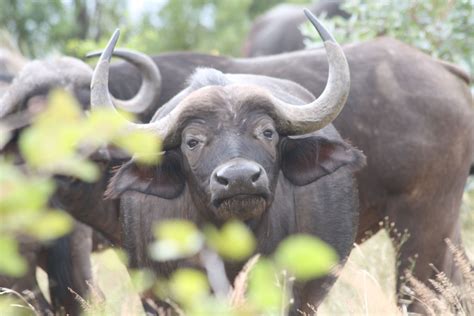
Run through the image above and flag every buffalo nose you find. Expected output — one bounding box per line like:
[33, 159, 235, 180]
[213, 159, 262, 189]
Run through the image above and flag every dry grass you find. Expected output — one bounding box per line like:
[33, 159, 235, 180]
[319, 230, 400, 315]
[0, 287, 39, 315]
[319, 177, 474, 316]
[229, 254, 260, 307]
[404, 240, 474, 316]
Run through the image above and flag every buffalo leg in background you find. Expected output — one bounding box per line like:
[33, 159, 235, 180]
[385, 158, 471, 313]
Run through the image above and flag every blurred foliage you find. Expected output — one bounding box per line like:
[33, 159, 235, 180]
[0, 161, 72, 276]
[0, 0, 127, 58]
[275, 234, 338, 281]
[125, 0, 254, 56]
[150, 219, 204, 261]
[146, 219, 338, 315]
[0, 89, 161, 277]
[247, 258, 285, 313]
[0, 293, 35, 316]
[169, 268, 210, 307]
[205, 220, 256, 261]
[151, 219, 255, 262]
[2, 0, 472, 65]
[0, 0, 307, 58]
[304, 0, 473, 76]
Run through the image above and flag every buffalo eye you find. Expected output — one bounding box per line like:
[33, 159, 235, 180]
[263, 129, 274, 139]
[186, 139, 199, 149]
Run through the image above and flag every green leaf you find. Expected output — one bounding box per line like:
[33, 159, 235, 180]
[129, 268, 155, 293]
[0, 237, 27, 277]
[186, 297, 235, 316]
[37, 89, 83, 124]
[274, 234, 338, 281]
[205, 220, 256, 261]
[18, 89, 87, 171]
[247, 258, 282, 311]
[169, 268, 209, 306]
[0, 296, 34, 316]
[25, 211, 73, 240]
[0, 162, 55, 216]
[48, 156, 100, 182]
[150, 220, 204, 261]
[113, 130, 161, 165]
[82, 108, 130, 146]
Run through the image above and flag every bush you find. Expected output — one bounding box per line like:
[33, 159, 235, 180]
[304, 0, 473, 79]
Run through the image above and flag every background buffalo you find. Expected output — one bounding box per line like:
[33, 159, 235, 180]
[243, 0, 349, 57]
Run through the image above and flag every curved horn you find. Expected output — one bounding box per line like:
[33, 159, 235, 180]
[91, 30, 204, 148]
[272, 9, 350, 135]
[86, 48, 161, 114]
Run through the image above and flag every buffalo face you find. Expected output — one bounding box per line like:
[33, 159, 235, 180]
[179, 100, 279, 221]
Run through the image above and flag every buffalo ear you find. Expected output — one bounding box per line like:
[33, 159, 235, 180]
[105, 150, 185, 199]
[280, 135, 366, 186]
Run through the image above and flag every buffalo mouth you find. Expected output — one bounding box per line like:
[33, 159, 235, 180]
[213, 194, 267, 221]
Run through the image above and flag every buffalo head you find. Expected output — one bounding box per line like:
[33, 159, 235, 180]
[100, 10, 364, 225]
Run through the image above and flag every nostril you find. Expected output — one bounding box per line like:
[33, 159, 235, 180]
[216, 174, 229, 186]
[251, 169, 261, 183]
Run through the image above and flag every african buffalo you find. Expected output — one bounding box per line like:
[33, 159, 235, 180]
[0, 50, 163, 243]
[91, 12, 365, 314]
[0, 51, 140, 315]
[102, 35, 473, 314]
[0, 47, 164, 312]
[243, 0, 349, 57]
[0, 53, 97, 315]
[1, 10, 472, 314]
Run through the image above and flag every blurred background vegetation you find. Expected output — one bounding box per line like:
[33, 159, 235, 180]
[304, 0, 473, 81]
[0, 0, 472, 79]
[0, 0, 308, 58]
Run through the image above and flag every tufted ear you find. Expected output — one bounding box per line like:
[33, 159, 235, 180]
[280, 135, 365, 186]
[105, 150, 185, 199]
